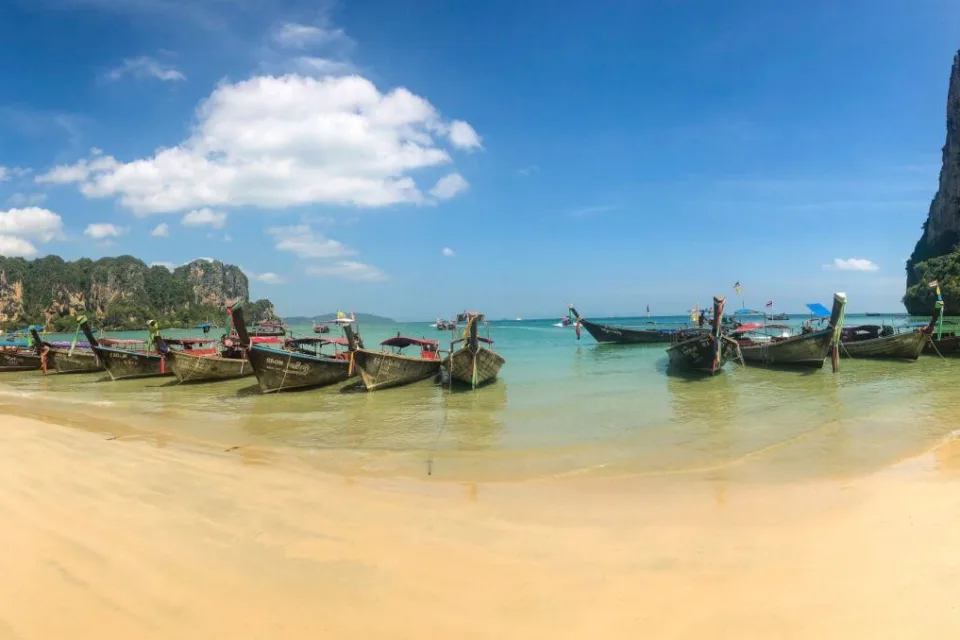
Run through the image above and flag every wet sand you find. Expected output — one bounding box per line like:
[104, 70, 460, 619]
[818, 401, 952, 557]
[3, 414, 960, 639]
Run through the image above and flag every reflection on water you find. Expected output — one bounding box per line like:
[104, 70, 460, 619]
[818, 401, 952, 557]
[3, 319, 960, 482]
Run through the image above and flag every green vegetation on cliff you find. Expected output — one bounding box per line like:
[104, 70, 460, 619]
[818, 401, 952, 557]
[904, 251, 960, 316]
[0, 255, 276, 330]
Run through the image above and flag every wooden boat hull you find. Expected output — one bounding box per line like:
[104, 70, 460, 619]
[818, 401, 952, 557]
[739, 329, 833, 368]
[49, 348, 103, 374]
[666, 332, 735, 374]
[580, 318, 673, 344]
[926, 334, 960, 355]
[444, 345, 505, 388]
[167, 350, 254, 383]
[353, 349, 441, 391]
[246, 345, 351, 393]
[0, 350, 41, 372]
[840, 330, 928, 360]
[94, 346, 172, 380]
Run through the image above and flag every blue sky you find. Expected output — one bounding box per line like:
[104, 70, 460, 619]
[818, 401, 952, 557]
[0, 0, 958, 319]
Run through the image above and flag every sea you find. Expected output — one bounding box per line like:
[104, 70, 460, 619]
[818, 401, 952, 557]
[2, 313, 959, 484]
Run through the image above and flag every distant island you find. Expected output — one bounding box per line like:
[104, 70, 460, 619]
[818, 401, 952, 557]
[0, 255, 276, 331]
[284, 312, 396, 324]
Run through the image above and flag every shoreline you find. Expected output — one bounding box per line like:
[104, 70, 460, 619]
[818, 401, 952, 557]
[3, 411, 960, 638]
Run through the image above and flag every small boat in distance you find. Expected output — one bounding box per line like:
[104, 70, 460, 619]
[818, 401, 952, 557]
[567, 305, 676, 344]
[435, 318, 457, 331]
[666, 296, 739, 375]
[311, 321, 331, 334]
[554, 316, 574, 328]
[445, 311, 505, 388]
[865, 312, 882, 317]
[353, 335, 442, 391]
[251, 320, 287, 337]
[765, 312, 790, 321]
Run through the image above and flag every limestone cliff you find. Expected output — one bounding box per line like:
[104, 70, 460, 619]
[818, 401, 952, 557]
[0, 255, 273, 330]
[905, 50, 960, 313]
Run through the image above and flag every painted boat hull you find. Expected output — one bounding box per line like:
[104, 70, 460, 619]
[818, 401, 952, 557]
[94, 346, 172, 380]
[443, 345, 505, 388]
[246, 345, 351, 393]
[738, 328, 833, 368]
[353, 349, 441, 391]
[166, 350, 254, 383]
[666, 332, 735, 374]
[49, 348, 103, 374]
[580, 319, 674, 344]
[0, 350, 41, 372]
[926, 334, 960, 355]
[840, 330, 928, 360]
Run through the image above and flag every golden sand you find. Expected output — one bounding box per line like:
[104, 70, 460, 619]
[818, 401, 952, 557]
[3, 413, 960, 639]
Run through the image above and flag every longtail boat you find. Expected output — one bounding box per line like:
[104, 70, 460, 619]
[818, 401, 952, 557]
[353, 335, 442, 391]
[251, 320, 287, 337]
[80, 316, 173, 380]
[311, 321, 331, 334]
[567, 305, 675, 344]
[838, 313, 934, 360]
[154, 307, 283, 384]
[666, 296, 739, 374]
[0, 337, 42, 372]
[736, 293, 846, 368]
[444, 311, 505, 388]
[30, 326, 103, 374]
[231, 305, 357, 393]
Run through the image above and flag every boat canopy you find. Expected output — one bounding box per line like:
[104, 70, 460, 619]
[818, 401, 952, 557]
[732, 323, 791, 335]
[100, 338, 147, 345]
[287, 336, 349, 346]
[381, 336, 439, 349]
[194, 322, 213, 329]
[47, 341, 92, 349]
[805, 303, 831, 317]
[164, 338, 215, 346]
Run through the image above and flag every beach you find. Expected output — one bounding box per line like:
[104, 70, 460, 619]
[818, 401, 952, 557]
[4, 411, 960, 639]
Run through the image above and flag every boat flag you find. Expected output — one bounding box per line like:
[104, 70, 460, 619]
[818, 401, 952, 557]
[765, 300, 774, 308]
[929, 280, 941, 298]
[734, 281, 742, 296]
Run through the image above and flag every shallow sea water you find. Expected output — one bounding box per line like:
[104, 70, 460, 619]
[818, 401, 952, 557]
[2, 314, 959, 483]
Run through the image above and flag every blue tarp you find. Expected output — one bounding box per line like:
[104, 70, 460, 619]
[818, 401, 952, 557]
[806, 303, 831, 317]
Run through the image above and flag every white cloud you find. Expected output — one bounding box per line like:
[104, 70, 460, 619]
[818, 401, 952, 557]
[151, 261, 176, 271]
[0, 167, 7, 182]
[272, 22, 352, 49]
[266, 224, 354, 258]
[306, 261, 386, 282]
[429, 172, 469, 200]
[0, 236, 38, 256]
[442, 247, 455, 257]
[84, 223, 125, 240]
[150, 222, 170, 237]
[0, 207, 64, 241]
[570, 205, 620, 217]
[6, 193, 47, 206]
[824, 258, 880, 272]
[254, 272, 285, 284]
[448, 120, 482, 150]
[36, 154, 119, 184]
[181, 208, 227, 229]
[104, 56, 185, 82]
[517, 165, 539, 177]
[295, 56, 355, 76]
[38, 74, 477, 213]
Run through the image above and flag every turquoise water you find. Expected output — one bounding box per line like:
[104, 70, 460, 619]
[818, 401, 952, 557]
[2, 314, 959, 483]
